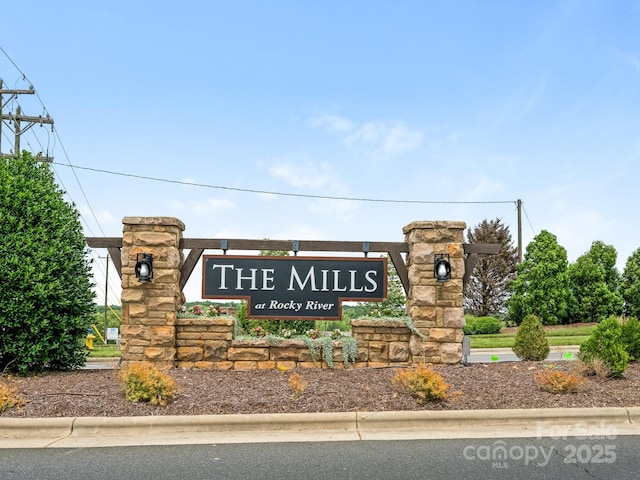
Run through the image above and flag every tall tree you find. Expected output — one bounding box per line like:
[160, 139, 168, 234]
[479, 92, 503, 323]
[567, 246, 623, 323]
[507, 230, 570, 325]
[586, 240, 620, 292]
[463, 218, 518, 316]
[620, 248, 640, 319]
[0, 152, 95, 374]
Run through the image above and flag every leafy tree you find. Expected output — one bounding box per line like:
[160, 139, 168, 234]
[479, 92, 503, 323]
[586, 240, 620, 292]
[359, 255, 406, 318]
[620, 248, 640, 319]
[0, 152, 95, 374]
[620, 317, 640, 361]
[567, 243, 623, 323]
[507, 230, 570, 325]
[463, 218, 518, 316]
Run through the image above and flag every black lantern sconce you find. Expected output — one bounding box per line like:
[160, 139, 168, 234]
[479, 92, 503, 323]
[135, 253, 153, 283]
[434, 254, 451, 283]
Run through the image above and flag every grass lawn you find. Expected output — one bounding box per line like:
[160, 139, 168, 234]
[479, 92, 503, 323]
[87, 343, 121, 358]
[468, 324, 595, 349]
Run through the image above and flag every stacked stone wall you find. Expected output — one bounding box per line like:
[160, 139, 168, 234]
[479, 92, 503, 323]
[350, 319, 412, 367]
[174, 317, 416, 370]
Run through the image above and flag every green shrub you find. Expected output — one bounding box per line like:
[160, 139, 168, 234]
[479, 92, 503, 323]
[0, 153, 95, 375]
[512, 314, 550, 361]
[620, 317, 640, 361]
[120, 363, 178, 405]
[463, 315, 502, 335]
[579, 316, 629, 378]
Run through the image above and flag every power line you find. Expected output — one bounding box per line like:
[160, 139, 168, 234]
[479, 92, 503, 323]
[521, 202, 536, 235]
[50, 161, 517, 206]
[2, 46, 116, 305]
[0, 46, 50, 116]
[1, 47, 106, 236]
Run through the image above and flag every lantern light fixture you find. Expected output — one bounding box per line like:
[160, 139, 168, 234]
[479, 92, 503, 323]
[135, 253, 153, 283]
[434, 254, 451, 283]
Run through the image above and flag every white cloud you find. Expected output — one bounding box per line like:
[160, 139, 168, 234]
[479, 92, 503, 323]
[307, 113, 356, 133]
[381, 123, 424, 155]
[268, 160, 336, 189]
[309, 113, 424, 156]
[469, 175, 506, 196]
[345, 121, 423, 155]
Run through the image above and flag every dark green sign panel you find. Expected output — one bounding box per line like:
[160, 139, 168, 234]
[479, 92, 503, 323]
[202, 255, 387, 319]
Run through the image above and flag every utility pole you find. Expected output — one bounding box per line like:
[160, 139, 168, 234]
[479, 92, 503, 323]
[517, 199, 523, 263]
[0, 79, 54, 161]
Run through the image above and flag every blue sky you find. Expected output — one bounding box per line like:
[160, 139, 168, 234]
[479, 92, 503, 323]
[2, 1, 639, 305]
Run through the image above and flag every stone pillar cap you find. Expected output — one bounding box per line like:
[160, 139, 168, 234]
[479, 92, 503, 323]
[403, 220, 466, 233]
[123, 217, 186, 230]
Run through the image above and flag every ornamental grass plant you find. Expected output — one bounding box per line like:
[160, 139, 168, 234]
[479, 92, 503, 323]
[119, 363, 177, 406]
[392, 366, 450, 403]
[0, 376, 26, 413]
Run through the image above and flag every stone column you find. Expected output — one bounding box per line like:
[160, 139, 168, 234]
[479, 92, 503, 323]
[403, 221, 466, 364]
[120, 217, 185, 368]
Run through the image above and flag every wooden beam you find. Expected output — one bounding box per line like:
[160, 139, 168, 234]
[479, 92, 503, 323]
[463, 243, 501, 255]
[462, 243, 501, 288]
[86, 238, 502, 293]
[86, 237, 122, 248]
[180, 247, 204, 291]
[180, 238, 408, 253]
[106, 247, 122, 278]
[388, 251, 409, 296]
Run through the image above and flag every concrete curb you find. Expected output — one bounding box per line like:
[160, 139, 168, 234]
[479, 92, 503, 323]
[2, 407, 639, 448]
[356, 407, 638, 440]
[71, 411, 357, 437]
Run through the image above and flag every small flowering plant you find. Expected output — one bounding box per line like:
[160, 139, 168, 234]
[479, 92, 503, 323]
[250, 325, 269, 337]
[178, 304, 223, 318]
[280, 329, 292, 339]
[307, 329, 319, 339]
[331, 329, 342, 340]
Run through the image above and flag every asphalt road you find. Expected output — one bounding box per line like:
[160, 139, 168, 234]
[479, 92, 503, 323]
[1, 436, 636, 480]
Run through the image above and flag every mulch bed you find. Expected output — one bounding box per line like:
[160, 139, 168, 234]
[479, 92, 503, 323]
[3, 361, 640, 418]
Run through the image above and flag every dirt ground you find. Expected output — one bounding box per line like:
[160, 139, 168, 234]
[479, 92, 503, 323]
[3, 360, 640, 418]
